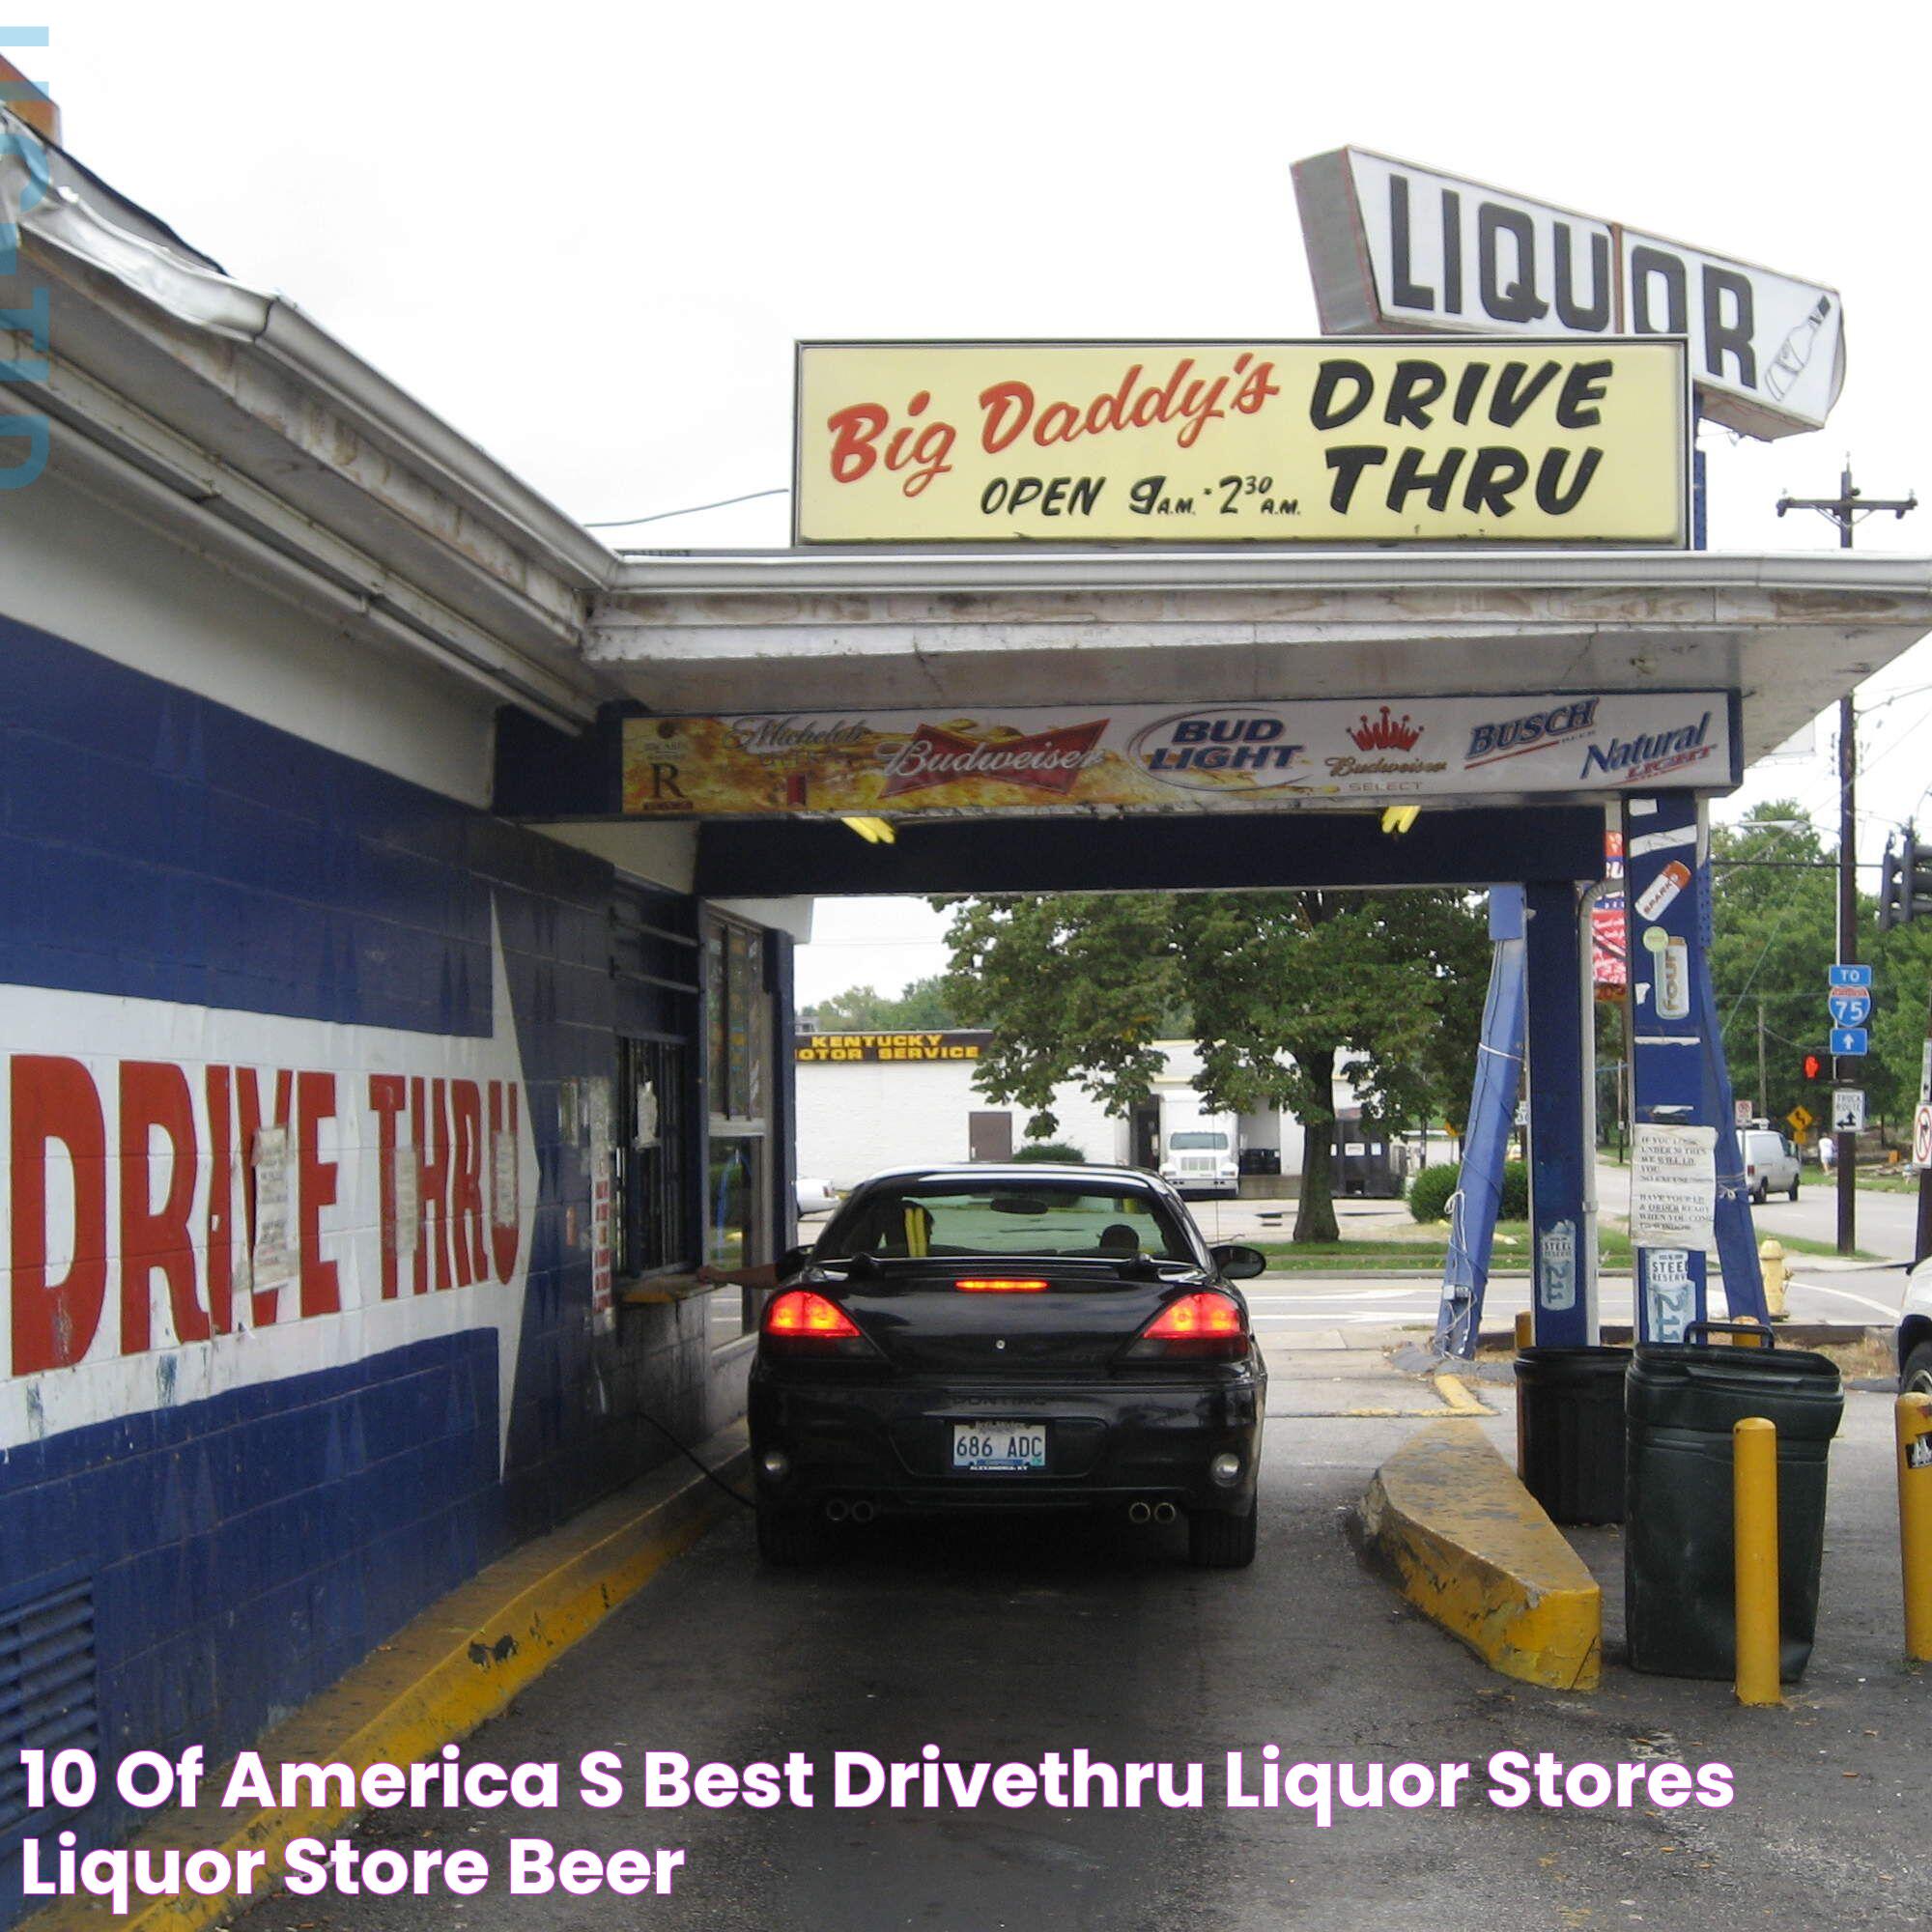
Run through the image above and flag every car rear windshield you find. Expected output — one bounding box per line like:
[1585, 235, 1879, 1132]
[820, 1179, 1196, 1262]
[1169, 1131, 1228, 1151]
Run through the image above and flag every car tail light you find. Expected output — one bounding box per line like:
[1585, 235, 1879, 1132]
[1125, 1291, 1248, 1361]
[762, 1290, 865, 1351]
[954, 1278, 1049, 1293]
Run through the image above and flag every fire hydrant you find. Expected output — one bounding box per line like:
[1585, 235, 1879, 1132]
[1758, 1237, 1789, 1321]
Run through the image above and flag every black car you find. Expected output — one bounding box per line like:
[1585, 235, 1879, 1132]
[748, 1163, 1267, 1570]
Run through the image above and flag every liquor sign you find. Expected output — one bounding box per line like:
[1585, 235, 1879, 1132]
[621, 692, 1735, 819]
[1293, 148, 1843, 440]
[793, 338, 1689, 545]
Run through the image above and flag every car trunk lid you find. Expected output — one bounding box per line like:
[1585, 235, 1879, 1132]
[818, 1259, 1202, 1378]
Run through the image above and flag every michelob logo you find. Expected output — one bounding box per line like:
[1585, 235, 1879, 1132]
[1129, 710, 1307, 790]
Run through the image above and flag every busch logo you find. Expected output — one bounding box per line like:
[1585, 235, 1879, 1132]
[1465, 698, 1601, 766]
[1349, 705, 1423, 752]
[877, 721, 1107, 797]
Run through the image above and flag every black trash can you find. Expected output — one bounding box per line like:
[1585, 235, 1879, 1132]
[1625, 1326, 1844, 1681]
[1514, 1346, 1632, 1524]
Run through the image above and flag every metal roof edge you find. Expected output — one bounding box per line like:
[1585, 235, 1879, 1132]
[605, 548, 1932, 600]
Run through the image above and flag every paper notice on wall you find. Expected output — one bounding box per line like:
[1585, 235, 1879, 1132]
[590, 1151, 614, 1333]
[1631, 1123, 1718, 1250]
[1538, 1219, 1577, 1313]
[1644, 1248, 1694, 1343]
[393, 1147, 420, 1259]
[492, 1126, 518, 1228]
[250, 1125, 296, 1291]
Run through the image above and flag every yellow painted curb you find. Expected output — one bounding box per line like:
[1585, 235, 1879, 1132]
[1359, 1419, 1602, 1692]
[22, 1423, 751, 1932]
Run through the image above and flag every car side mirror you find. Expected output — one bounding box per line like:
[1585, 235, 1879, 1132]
[1210, 1242, 1266, 1281]
[778, 1244, 812, 1279]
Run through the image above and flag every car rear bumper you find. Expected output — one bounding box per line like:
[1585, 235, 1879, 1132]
[749, 1367, 1264, 1516]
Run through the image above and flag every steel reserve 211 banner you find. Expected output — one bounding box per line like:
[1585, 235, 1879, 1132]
[620, 693, 1734, 818]
[793, 338, 1689, 546]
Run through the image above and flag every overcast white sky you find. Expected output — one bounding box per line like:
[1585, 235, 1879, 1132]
[31, 1, 1932, 1006]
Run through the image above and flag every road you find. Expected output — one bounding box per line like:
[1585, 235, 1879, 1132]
[226, 1355, 1932, 1932]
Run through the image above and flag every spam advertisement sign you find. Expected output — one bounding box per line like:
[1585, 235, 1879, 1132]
[1293, 148, 1842, 441]
[793, 338, 1689, 546]
[623, 693, 1734, 817]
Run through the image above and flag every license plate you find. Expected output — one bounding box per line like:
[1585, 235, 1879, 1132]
[952, 1421, 1047, 1472]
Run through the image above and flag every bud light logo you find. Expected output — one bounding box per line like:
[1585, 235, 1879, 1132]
[1129, 709, 1306, 791]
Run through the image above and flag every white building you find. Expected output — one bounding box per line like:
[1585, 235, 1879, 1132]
[793, 1032, 1372, 1193]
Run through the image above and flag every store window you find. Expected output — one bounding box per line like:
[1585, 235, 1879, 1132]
[705, 915, 773, 1347]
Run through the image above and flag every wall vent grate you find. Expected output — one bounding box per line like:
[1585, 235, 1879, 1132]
[0, 1576, 99, 1843]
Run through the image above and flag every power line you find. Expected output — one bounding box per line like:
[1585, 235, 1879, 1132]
[586, 486, 789, 530]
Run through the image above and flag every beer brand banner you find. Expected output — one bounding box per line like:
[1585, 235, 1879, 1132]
[621, 694, 1734, 818]
[793, 338, 1689, 545]
[1593, 830, 1628, 998]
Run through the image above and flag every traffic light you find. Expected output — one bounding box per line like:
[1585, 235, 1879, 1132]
[1801, 1049, 1828, 1083]
[1879, 823, 1932, 930]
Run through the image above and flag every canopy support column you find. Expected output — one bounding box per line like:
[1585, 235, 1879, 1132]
[1524, 879, 1597, 1346]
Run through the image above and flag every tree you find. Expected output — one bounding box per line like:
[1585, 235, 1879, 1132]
[1707, 800, 1928, 1143]
[935, 890, 1490, 1242]
[806, 974, 960, 1030]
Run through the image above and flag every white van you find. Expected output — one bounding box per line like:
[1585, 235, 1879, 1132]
[1740, 1126, 1802, 1204]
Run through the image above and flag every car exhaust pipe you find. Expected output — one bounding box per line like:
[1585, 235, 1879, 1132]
[849, 1499, 877, 1525]
[825, 1499, 850, 1523]
[1127, 1501, 1152, 1525]
[1152, 1501, 1178, 1524]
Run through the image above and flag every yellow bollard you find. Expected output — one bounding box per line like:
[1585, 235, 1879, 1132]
[1897, 1394, 1932, 1662]
[1733, 1417, 1782, 1705]
[1758, 1238, 1789, 1321]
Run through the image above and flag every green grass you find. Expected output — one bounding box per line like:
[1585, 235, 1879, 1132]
[1771, 1232, 1881, 1262]
[1255, 1221, 1636, 1271]
[1253, 1222, 1876, 1270]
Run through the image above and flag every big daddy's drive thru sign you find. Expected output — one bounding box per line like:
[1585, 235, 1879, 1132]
[620, 693, 1736, 818]
[1293, 148, 1843, 440]
[793, 338, 1688, 545]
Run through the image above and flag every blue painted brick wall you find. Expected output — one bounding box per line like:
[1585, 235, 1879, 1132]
[0, 613, 718, 1923]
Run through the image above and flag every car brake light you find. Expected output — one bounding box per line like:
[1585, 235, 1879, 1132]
[1143, 1293, 1244, 1339]
[764, 1290, 861, 1339]
[954, 1278, 1049, 1293]
[1126, 1291, 1248, 1361]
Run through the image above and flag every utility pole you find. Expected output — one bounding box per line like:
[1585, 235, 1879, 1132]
[1757, 996, 1768, 1120]
[1776, 464, 1918, 1255]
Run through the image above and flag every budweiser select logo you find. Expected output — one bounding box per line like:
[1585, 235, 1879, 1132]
[878, 721, 1109, 797]
[1349, 706, 1423, 752]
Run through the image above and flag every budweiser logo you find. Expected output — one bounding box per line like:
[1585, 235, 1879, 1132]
[878, 721, 1108, 798]
[1349, 706, 1423, 753]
